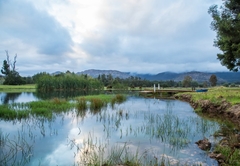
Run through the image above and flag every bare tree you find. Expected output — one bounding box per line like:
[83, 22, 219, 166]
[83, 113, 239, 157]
[5, 50, 17, 71]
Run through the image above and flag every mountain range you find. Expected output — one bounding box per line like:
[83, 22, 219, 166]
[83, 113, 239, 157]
[76, 69, 240, 83]
[68, 69, 239, 83]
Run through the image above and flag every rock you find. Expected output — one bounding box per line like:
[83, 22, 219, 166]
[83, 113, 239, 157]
[209, 152, 217, 158]
[209, 153, 226, 164]
[216, 153, 225, 160]
[216, 153, 226, 164]
[195, 138, 211, 151]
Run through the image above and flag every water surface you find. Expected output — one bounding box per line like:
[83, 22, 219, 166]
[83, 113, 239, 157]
[0, 92, 220, 165]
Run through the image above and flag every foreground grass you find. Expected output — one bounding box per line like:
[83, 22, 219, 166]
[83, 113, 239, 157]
[0, 84, 36, 92]
[214, 144, 240, 165]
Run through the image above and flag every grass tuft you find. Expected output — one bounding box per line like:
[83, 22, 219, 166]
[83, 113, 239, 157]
[111, 94, 127, 106]
[76, 97, 87, 111]
[90, 98, 106, 111]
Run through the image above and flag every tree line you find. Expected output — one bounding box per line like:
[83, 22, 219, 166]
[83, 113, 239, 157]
[1, 51, 238, 89]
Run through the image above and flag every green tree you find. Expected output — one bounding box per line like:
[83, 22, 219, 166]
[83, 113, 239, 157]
[182, 76, 192, 87]
[203, 81, 209, 88]
[4, 71, 24, 85]
[1, 60, 10, 75]
[191, 81, 199, 88]
[209, 74, 218, 86]
[208, 1, 240, 71]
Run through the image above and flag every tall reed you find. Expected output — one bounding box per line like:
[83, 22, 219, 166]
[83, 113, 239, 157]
[36, 74, 104, 91]
[76, 97, 87, 111]
[90, 98, 106, 114]
[111, 94, 127, 107]
[75, 134, 178, 166]
[0, 130, 33, 165]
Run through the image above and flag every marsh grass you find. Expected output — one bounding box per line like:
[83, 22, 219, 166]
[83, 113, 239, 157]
[143, 111, 192, 150]
[0, 105, 30, 120]
[111, 94, 127, 107]
[76, 97, 87, 111]
[0, 105, 18, 120]
[75, 134, 204, 166]
[75, 94, 127, 111]
[90, 98, 106, 113]
[29, 98, 73, 112]
[79, 94, 114, 103]
[0, 94, 127, 120]
[77, 135, 165, 166]
[90, 103, 219, 165]
[0, 98, 74, 120]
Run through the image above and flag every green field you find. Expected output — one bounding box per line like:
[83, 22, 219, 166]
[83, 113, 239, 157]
[0, 84, 36, 92]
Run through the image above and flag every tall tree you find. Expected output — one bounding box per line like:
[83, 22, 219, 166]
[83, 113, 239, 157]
[182, 76, 192, 87]
[209, 74, 218, 86]
[208, 1, 240, 71]
[1, 51, 24, 85]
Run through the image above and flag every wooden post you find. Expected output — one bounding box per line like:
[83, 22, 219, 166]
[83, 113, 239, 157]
[158, 84, 160, 90]
[154, 84, 156, 92]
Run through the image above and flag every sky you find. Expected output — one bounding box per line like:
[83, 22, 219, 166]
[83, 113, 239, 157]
[0, 0, 228, 76]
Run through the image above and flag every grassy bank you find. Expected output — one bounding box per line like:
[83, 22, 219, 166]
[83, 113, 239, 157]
[0, 84, 36, 92]
[175, 87, 240, 165]
[190, 87, 240, 105]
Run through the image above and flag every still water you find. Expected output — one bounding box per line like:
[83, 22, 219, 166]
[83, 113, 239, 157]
[0, 92, 220, 165]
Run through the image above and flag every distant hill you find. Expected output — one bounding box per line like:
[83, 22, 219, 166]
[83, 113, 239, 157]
[51, 71, 62, 75]
[138, 71, 239, 83]
[209, 72, 240, 83]
[77, 69, 131, 79]
[137, 72, 179, 81]
[174, 71, 225, 83]
[52, 69, 240, 83]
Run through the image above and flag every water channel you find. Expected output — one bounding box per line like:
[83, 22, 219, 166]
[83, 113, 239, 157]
[0, 92, 222, 165]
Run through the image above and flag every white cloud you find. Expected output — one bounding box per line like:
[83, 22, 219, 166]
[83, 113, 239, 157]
[0, 0, 228, 76]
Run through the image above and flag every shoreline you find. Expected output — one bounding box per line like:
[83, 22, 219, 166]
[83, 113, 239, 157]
[175, 93, 240, 165]
[175, 94, 240, 128]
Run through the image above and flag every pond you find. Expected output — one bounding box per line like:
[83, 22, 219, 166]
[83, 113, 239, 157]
[0, 92, 221, 165]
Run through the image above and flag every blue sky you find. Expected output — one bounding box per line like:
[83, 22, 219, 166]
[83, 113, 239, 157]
[0, 0, 227, 76]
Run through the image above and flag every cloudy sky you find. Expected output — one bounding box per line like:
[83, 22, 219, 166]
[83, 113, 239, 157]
[0, 0, 227, 76]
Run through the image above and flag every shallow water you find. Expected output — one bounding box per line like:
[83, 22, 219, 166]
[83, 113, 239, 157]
[0, 93, 220, 165]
